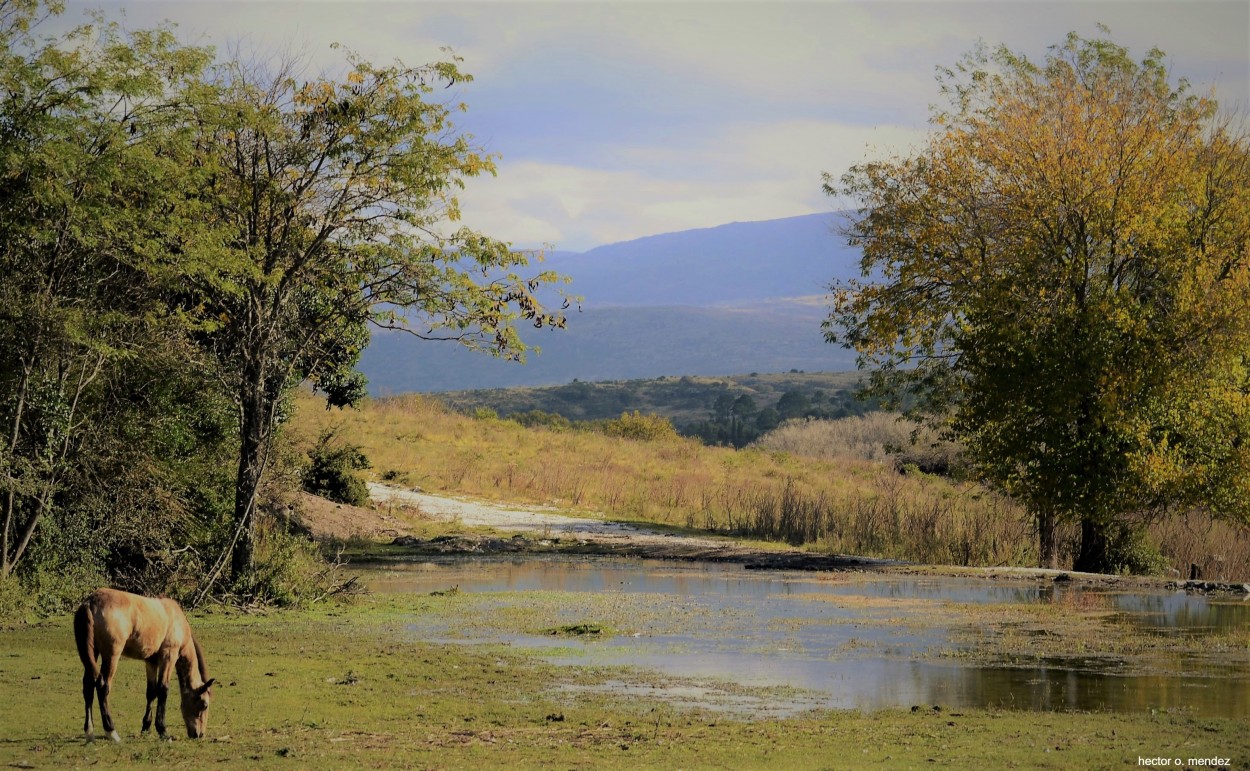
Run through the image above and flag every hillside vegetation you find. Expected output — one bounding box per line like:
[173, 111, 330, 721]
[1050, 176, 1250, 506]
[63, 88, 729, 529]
[289, 391, 1249, 578]
[436, 371, 880, 447]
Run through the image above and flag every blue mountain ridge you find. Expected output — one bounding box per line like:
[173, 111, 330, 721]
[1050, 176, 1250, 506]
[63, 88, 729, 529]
[359, 212, 865, 393]
[539, 211, 859, 307]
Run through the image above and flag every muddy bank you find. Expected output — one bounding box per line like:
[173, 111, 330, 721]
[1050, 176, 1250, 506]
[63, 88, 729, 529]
[384, 531, 900, 572]
[366, 482, 1249, 594]
[369, 481, 904, 572]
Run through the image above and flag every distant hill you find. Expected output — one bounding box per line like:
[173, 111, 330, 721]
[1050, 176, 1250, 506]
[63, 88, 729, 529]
[540, 211, 858, 307]
[435, 371, 868, 426]
[359, 213, 863, 393]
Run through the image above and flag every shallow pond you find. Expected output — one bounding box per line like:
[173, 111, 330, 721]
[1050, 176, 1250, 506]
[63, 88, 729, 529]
[366, 556, 1250, 718]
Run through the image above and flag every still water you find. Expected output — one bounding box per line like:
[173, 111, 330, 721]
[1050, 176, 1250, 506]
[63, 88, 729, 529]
[367, 556, 1250, 718]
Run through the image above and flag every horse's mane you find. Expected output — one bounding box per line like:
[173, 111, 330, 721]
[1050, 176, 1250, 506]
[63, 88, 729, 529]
[192, 634, 209, 685]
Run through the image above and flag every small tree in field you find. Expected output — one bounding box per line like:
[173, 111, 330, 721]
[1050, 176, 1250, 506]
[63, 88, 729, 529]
[827, 32, 1250, 573]
[192, 51, 567, 587]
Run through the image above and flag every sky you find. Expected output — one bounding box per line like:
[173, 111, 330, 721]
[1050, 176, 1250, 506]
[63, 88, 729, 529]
[63, 1, 1250, 252]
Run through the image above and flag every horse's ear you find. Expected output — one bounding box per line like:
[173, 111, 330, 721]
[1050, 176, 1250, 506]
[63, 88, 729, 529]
[198, 678, 215, 695]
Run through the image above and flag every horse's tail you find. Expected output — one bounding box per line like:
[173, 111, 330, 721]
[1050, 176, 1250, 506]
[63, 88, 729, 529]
[74, 598, 98, 677]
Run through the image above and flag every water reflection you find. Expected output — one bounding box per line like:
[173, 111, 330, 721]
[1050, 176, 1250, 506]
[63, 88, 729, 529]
[369, 556, 1250, 718]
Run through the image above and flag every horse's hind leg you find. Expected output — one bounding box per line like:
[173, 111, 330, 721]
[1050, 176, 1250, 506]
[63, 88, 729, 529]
[95, 651, 123, 743]
[82, 668, 96, 741]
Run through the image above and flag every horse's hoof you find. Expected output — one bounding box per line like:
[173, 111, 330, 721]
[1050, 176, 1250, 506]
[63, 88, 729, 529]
[85, 732, 94, 743]
[109, 730, 121, 743]
[160, 735, 175, 743]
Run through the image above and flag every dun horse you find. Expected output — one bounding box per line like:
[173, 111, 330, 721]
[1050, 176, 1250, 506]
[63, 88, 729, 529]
[74, 588, 215, 742]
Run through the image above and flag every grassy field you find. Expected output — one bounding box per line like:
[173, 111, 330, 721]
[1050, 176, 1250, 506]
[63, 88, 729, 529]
[2, 589, 1246, 770]
[287, 390, 1250, 579]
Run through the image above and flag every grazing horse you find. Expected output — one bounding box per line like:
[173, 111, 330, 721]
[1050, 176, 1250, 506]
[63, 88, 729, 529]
[73, 588, 215, 742]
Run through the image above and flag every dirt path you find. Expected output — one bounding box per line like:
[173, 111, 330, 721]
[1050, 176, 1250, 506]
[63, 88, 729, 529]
[367, 482, 901, 570]
[369, 482, 653, 540]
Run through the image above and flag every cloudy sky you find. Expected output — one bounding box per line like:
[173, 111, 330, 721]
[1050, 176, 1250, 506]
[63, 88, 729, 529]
[67, 1, 1250, 252]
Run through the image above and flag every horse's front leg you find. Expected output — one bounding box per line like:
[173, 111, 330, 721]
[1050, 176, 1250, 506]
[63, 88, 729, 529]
[142, 660, 159, 735]
[153, 656, 175, 740]
[96, 652, 122, 743]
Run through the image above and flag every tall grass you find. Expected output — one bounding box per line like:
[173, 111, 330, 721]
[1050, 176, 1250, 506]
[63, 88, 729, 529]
[1150, 511, 1250, 581]
[716, 477, 1045, 566]
[754, 412, 964, 474]
[287, 391, 1250, 577]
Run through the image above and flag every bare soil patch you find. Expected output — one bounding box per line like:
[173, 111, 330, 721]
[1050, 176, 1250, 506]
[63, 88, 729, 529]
[288, 491, 426, 541]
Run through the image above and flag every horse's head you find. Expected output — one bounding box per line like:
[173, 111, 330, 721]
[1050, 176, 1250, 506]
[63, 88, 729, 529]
[179, 679, 215, 739]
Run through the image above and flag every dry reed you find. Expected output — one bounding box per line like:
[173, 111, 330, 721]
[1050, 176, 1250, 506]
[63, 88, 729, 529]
[287, 391, 1249, 578]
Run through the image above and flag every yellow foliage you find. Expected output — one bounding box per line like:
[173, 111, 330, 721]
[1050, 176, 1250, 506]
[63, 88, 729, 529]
[828, 31, 1250, 541]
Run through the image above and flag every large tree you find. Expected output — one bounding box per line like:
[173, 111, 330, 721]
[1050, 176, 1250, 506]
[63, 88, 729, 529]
[190, 52, 568, 586]
[826, 32, 1250, 572]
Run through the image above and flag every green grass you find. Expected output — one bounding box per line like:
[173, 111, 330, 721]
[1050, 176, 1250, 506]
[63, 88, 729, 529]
[2, 592, 1246, 769]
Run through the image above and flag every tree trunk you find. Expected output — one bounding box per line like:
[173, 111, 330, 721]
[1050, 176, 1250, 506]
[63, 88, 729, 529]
[230, 370, 267, 581]
[1037, 507, 1058, 569]
[229, 441, 261, 581]
[1074, 517, 1114, 574]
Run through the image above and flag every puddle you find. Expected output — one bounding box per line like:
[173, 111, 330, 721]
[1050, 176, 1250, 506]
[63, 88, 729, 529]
[368, 556, 1250, 718]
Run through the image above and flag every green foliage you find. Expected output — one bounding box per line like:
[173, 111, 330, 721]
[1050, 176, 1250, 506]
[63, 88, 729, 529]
[1106, 528, 1170, 577]
[0, 2, 230, 592]
[0, 0, 573, 606]
[303, 431, 371, 507]
[828, 31, 1250, 572]
[598, 411, 680, 442]
[0, 575, 30, 621]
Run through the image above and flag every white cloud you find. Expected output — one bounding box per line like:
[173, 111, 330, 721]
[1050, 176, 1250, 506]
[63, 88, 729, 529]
[63, 0, 1250, 252]
[456, 119, 928, 251]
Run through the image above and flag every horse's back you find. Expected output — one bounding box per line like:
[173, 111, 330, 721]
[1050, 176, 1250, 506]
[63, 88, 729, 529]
[81, 588, 187, 661]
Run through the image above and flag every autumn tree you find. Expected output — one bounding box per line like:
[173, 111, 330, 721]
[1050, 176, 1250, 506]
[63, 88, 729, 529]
[190, 52, 567, 587]
[826, 32, 1250, 573]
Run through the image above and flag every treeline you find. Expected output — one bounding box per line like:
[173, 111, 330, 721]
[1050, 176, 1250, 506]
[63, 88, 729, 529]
[439, 371, 879, 447]
[464, 386, 884, 450]
[681, 387, 883, 448]
[0, 2, 562, 613]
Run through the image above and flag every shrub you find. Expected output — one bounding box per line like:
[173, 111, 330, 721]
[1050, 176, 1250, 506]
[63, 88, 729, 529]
[0, 576, 33, 622]
[508, 410, 573, 431]
[1104, 525, 1171, 576]
[303, 430, 372, 506]
[227, 516, 360, 607]
[600, 411, 679, 441]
